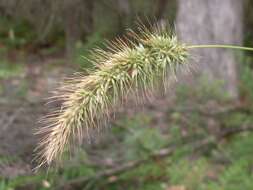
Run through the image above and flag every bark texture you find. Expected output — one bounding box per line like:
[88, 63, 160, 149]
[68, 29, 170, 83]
[63, 0, 82, 59]
[63, 0, 94, 59]
[176, 0, 243, 98]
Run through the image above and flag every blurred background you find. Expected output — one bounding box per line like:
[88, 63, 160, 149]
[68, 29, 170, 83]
[1, 0, 253, 189]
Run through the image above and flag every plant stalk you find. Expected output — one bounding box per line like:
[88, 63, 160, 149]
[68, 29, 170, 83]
[187, 44, 253, 52]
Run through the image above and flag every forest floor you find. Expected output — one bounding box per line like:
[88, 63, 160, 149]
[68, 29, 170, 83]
[1, 52, 253, 190]
[0, 54, 73, 177]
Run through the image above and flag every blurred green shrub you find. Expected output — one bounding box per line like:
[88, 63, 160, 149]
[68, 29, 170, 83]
[0, 17, 36, 48]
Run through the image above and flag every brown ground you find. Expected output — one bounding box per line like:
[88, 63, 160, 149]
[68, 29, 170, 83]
[0, 57, 73, 178]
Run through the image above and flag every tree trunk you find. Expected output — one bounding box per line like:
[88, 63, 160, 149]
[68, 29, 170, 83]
[63, 0, 94, 59]
[155, 0, 169, 21]
[117, 0, 130, 16]
[117, 0, 131, 31]
[63, 0, 82, 59]
[176, 0, 243, 98]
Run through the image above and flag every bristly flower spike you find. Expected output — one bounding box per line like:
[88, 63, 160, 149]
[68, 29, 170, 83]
[35, 22, 253, 168]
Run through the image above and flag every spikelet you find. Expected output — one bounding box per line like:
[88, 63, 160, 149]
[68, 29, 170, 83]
[35, 24, 190, 168]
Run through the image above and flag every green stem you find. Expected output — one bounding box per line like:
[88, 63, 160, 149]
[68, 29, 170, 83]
[187, 44, 253, 52]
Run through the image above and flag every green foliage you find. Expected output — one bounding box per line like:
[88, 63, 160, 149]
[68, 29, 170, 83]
[0, 61, 24, 79]
[120, 114, 167, 159]
[0, 180, 8, 190]
[60, 165, 95, 181]
[117, 162, 168, 190]
[2, 110, 253, 190]
[221, 133, 253, 163]
[176, 76, 230, 104]
[205, 133, 253, 190]
[0, 17, 36, 48]
[240, 61, 253, 107]
[222, 112, 253, 127]
[168, 159, 208, 190]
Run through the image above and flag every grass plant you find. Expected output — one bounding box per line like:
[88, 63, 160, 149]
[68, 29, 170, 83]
[35, 23, 253, 168]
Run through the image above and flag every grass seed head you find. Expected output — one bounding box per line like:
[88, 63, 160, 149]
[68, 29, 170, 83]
[35, 24, 190, 168]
